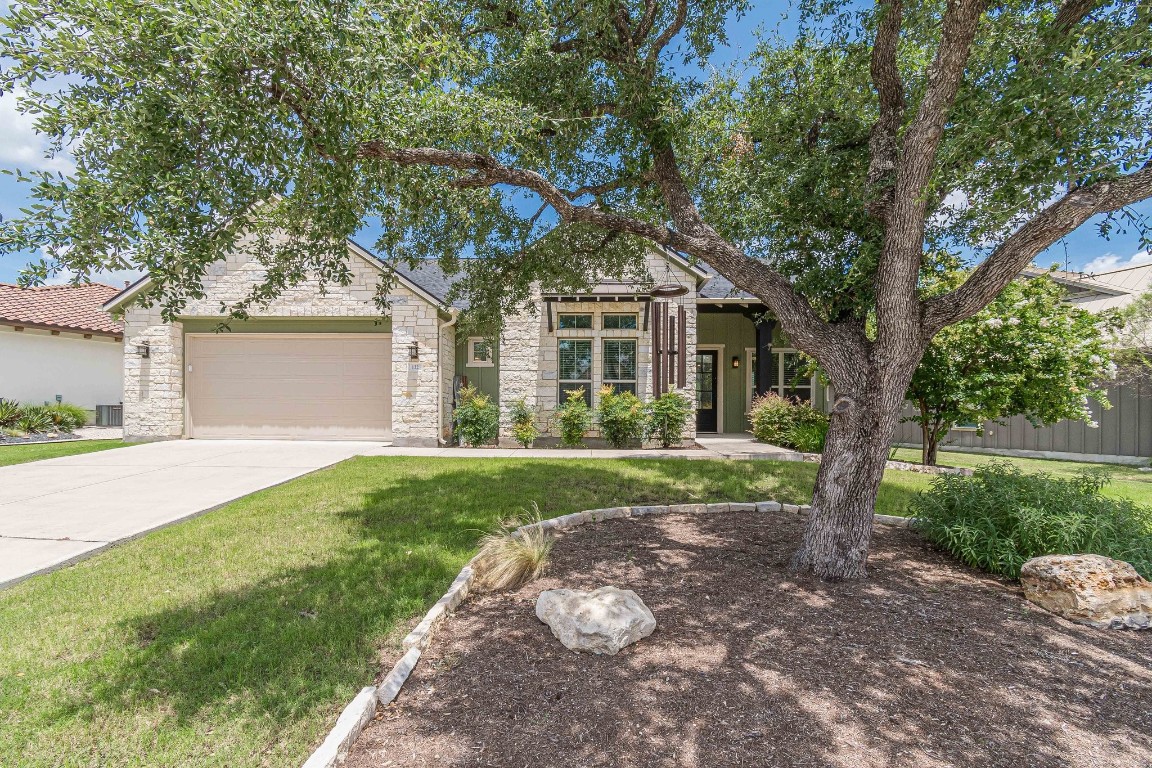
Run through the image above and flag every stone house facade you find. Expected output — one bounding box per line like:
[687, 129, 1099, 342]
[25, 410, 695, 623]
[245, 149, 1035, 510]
[105, 237, 810, 446]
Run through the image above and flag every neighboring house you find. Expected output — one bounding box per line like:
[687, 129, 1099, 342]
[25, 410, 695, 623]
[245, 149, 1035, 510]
[0, 283, 125, 422]
[104, 236, 817, 445]
[893, 263, 1152, 461]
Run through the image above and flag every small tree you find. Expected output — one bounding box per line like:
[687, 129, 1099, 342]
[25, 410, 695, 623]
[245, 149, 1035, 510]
[906, 275, 1115, 465]
[1111, 292, 1152, 389]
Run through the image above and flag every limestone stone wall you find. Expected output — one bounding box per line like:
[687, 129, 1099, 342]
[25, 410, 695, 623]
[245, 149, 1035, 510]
[120, 241, 447, 445]
[498, 248, 698, 444]
[122, 305, 185, 441]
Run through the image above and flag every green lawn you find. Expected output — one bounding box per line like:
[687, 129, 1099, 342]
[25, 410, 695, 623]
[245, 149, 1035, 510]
[0, 438, 126, 467]
[889, 447, 1152, 506]
[0, 456, 933, 768]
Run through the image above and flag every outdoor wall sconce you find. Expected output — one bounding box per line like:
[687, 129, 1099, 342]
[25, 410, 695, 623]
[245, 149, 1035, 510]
[137, 344, 150, 358]
[408, 341, 420, 360]
[732, 355, 741, 369]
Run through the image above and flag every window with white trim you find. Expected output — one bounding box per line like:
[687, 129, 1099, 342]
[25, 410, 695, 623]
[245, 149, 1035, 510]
[467, 337, 494, 367]
[558, 339, 593, 406]
[749, 350, 815, 403]
[602, 339, 637, 395]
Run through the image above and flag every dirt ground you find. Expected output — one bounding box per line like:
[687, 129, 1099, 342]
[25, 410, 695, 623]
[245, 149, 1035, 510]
[346, 510, 1152, 768]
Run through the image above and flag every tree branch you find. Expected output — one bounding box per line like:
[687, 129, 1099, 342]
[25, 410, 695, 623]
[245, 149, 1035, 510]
[1052, 0, 1098, 34]
[865, 0, 905, 220]
[925, 161, 1152, 331]
[645, 0, 688, 69]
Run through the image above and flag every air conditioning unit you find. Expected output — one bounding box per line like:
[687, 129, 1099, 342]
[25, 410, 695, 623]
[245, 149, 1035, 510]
[95, 404, 123, 427]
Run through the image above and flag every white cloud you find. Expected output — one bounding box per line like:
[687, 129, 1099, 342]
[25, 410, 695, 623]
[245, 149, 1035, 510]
[0, 88, 74, 174]
[1082, 250, 1152, 274]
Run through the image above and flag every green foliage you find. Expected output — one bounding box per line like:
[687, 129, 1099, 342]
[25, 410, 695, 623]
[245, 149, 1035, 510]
[507, 398, 539, 448]
[41, 403, 89, 431]
[643, 391, 693, 448]
[596, 385, 645, 448]
[453, 384, 499, 447]
[0, 400, 21, 428]
[749, 393, 829, 451]
[555, 389, 591, 448]
[786, 420, 829, 453]
[907, 275, 1115, 464]
[16, 406, 53, 434]
[1112, 291, 1152, 388]
[911, 462, 1152, 579]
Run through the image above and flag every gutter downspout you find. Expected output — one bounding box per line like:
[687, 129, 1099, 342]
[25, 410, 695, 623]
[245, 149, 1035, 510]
[437, 308, 460, 446]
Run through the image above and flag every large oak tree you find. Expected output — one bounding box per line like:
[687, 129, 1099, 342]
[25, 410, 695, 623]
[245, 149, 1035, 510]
[2, 0, 1151, 579]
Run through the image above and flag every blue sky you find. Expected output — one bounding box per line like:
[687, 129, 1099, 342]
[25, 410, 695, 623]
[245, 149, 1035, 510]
[1, 1, 1150, 284]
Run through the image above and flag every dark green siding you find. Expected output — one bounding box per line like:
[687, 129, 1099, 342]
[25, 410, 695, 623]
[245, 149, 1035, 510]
[455, 332, 500, 401]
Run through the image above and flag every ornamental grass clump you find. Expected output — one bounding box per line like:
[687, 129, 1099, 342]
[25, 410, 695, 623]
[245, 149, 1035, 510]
[555, 388, 591, 447]
[473, 504, 554, 591]
[454, 384, 499, 447]
[910, 461, 1152, 579]
[596, 385, 645, 448]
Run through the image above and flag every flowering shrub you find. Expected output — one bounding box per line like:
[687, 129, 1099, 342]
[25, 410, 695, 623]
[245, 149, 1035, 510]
[907, 274, 1115, 465]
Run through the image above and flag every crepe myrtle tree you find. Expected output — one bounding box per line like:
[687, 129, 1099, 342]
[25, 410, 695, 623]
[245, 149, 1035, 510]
[906, 274, 1115, 467]
[2, 0, 1152, 579]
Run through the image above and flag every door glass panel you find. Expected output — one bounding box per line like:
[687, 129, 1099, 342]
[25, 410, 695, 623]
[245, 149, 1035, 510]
[696, 353, 715, 410]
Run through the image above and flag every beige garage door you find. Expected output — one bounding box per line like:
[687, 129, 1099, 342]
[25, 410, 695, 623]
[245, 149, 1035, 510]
[187, 334, 392, 440]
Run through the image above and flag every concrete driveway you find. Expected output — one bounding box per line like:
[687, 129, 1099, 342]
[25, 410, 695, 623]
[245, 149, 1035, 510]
[0, 440, 382, 588]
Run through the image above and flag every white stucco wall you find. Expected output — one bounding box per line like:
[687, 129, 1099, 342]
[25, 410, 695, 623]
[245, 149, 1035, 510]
[119, 238, 447, 445]
[0, 326, 123, 414]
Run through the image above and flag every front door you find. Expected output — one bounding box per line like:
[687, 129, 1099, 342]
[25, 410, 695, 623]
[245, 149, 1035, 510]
[695, 350, 718, 433]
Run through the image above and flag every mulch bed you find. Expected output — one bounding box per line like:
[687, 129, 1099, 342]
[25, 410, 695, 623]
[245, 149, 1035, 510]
[0, 431, 80, 445]
[346, 510, 1152, 768]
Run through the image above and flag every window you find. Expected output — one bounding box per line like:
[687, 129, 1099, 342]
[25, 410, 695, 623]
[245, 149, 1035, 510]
[603, 339, 637, 395]
[603, 314, 638, 330]
[768, 351, 814, 402]
[557, 313, 593, 330]
[558, 339, 593, 406]
[467, 337, 494, 367]
[749, 350, 815, 404]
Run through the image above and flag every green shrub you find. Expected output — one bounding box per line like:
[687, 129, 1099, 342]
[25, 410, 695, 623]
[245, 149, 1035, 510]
[42, 403, 89, 431]
[0, 400, 21, 428]
[596, 385, 645, 448]
[787, 420, 829, 453]
[910, 462, 1152, 579]
[748, 393, 829, 450]
[17, 406, 53, 434]
[507, 398, 540, 448]
[453, 384, 499, 447]
[644, 390, 693, 448]
[555, 388, 592, 447]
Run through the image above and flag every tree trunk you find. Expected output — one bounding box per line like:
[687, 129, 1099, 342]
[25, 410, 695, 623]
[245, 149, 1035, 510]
[924, 431, 940, 467]
[792, 358, 919, 580]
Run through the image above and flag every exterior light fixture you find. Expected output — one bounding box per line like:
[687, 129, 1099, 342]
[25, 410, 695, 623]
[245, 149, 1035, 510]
[731, 356, 741, 369]
[408, 341, 420, 360]
[137, 344, 150, 358]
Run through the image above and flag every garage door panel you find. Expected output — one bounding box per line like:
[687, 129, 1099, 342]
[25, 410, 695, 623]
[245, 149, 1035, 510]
[188, 335, 392, 440]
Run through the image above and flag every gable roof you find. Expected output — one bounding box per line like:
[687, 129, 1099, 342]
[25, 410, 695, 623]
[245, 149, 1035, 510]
[103, 239, 451, 315]
[0, 283, 123, 336]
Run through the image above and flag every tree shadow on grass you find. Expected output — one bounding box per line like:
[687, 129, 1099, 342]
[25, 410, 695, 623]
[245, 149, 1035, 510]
[348, 510, 1152, 768]
[49, 457, 824, 761]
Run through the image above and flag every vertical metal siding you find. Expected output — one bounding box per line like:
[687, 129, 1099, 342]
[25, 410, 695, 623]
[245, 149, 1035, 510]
[893, 383, 1150, 459]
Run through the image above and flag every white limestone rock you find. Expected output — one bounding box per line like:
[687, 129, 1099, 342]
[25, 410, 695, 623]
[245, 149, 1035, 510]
[1020, 554, 1152, 630]
[536, 586, 656, 655]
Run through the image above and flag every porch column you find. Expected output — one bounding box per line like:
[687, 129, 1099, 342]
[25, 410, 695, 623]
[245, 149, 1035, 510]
[755, 318, 775, 398]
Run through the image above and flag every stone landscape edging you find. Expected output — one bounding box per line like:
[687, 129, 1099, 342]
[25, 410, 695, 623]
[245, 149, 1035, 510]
[298, 500, 920, 768]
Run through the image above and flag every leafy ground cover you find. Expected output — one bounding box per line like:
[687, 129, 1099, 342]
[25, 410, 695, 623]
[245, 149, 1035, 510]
[0, 438, 126, 467]
[888, 447, 1152, 506]
[0, 456, 929, 768]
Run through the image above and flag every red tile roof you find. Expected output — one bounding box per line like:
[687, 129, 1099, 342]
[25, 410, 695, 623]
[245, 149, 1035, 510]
[0, 283, 124, 336]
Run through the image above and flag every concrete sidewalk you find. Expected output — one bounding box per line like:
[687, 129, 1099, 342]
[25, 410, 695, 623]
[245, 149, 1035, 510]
[0, 440, 382, 588]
